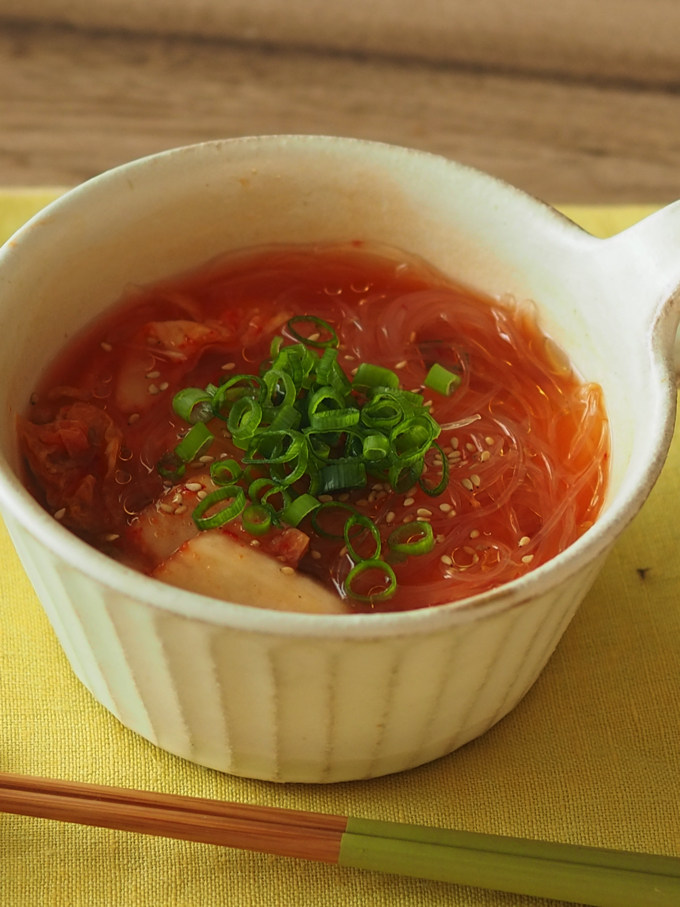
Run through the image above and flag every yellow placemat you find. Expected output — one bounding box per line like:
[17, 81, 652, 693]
[1, 196, 678, 907]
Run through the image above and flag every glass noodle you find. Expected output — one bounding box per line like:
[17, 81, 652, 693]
[18, 243, 609, 612]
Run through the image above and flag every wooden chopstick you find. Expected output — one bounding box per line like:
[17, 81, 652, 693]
[2, 771, 680, 907]
[0, 772, 345, 862]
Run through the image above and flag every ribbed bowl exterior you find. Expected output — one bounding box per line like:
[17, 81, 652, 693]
[5, 511, 605, 782]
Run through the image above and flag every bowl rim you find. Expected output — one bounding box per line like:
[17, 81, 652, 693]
[0, 134, 677, 639]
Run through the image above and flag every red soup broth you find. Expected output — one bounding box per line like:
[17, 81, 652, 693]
[18, 242, 609, 613]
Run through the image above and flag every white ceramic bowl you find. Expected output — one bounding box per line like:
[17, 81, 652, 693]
[1, 137, 679, 783]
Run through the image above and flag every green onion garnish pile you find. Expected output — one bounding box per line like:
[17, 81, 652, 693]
[157, 316, 461, 602]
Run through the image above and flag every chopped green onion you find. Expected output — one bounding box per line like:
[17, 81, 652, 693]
[192, 484, 245, 530]
[311, 501, 359, 539]
[344, 559, 397, 602]
[248, 477, 277, 503]
[228, 396, 263, 446]
[388, 520, 435, 556]
[172, 387, 214, 424]
[362, 434, 391, 461]
[268, 403, 301, 432]
[157, 451, 186, 480]
[174, 422, 214, 463]
[282, 493, 321, 527]
[390, 416, 436, 465]
[353, 363, 399, 391]
[264, 368, 297, 409]
[361, 393, 404, 431]
[287, 315, 339, 349]
[389, 461, 424, 494]
[318, 459, 367, 493]
[310, 408, 361, 431]
[212, 374, 263, 418]
[210, 458, 243, 485]
[344, 513, 381, 562]
[241, 503, 272, 536]
[424, 362, 462, 396]
[419, 442, 449, 496]
[243, 429, 305, 465]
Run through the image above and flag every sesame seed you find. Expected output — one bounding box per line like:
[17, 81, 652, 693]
[519, 536, 531, 547]
[318, 494, 333, 503]
[376, 490, 387, 499]
[356, 499, 369, 507]
[417, 508, 433, 517]
[351, 367, 359, 376]
[436, 534, 445, 543]
[174, 505, 187, 515]
[344, 354, 355, 361]
[395, 360, 407, 369]
[440, 555, 453, 566]
[439, 503, 452, 512]
[105, 533, 119, 541]
[448, 452, 462, 460]
[221, 362, 236, 370]
[159, 503, 175, 514]
[485, 436, 494, 446]
[371, 483, 383, 491]
[466, 443, 476, 452]
[480, 450, 491, 461]
[402, 514, 414, 523]
[386, 511, 396, 523]
[451, 438, 459, 449]
[471, 474, 481, 487]
[409, 331, 416, 342]
[522, 554, 534, 564]
[185, 483, 202, 491]
[339, 546, 348, 557]
[128, 413, 140, 425]
[470, 529, 480, 539]
[199, 455, 214, 464]
[100, 341, 112, 352]
[159, 382, 169, 392]
[145, 370, 161, 379]
[148, 384, 159, 395]
[339, 494, 349, 502]
[461, 478, 473, 491]
[404, 497, 415, 507]
[250, 539, 260, 547]
[448, 510, 457, 518]
[54, 508, 66, 520]
[196, 490, 208, 501]
[172, 493, 182, 503]
[280, 566, 295, 575]
[311, 550, 322, 559]
[368, 492, 377, 503]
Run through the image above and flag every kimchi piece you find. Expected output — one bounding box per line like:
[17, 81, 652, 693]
[18, 243, 609, 613]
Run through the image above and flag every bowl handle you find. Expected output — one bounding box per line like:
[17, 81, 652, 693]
[604, 201, 680, 377]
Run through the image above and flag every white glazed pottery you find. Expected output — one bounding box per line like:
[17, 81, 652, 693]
[1, 137, 679, 783]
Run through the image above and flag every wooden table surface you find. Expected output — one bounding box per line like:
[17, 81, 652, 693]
[2, 18, 680, 204]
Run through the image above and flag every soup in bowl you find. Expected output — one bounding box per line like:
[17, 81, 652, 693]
[0, 136, 678, 782]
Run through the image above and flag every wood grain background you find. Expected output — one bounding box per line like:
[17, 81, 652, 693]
[2, 15, 680, 202]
